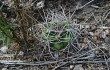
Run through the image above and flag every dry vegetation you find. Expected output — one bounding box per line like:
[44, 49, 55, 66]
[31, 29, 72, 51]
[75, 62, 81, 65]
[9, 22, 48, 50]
[0, 0, 110, 70]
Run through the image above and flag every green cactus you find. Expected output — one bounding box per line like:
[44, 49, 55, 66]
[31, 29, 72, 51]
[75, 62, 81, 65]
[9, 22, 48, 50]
[42, 20, 75, 50]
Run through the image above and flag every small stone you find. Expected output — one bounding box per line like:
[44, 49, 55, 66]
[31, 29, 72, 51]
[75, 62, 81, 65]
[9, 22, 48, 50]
[105, 36, 110, 43]
[89, 32, 94, 36]
[73, 65, 84, 70]
[105, 29, 109, 35]
[18, 51, 24, 56]
[36, 1, 44, 9]
[2, 68, 8, 70]
[101, 31, 106, 38]
[0, 46, 8, 53]
[70, 65, 74, 69]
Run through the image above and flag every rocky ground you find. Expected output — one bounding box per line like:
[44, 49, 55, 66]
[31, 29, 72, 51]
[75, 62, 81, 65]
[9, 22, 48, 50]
[0, 0, 110, 70]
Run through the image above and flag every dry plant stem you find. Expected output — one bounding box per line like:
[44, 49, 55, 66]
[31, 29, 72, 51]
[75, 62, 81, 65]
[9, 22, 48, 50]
[52, 62, 68, 70]
[0, 60, 110, 66]
[39, 46, 46, 59]
[60, 46, 96, 63]
[14, 0, 28, 44]
[37, 9, 45, 21]
[84, 13, 93, 23]
[13, 0, 31, 59]
[102, 9, 110, 25]
[70, 35, 80, 51]
[88, 36, 108, 58]
[79, 0, 94, 9]
[103, 56, 109, 70]
[25, 13, 40, 23]
[91, 13, 99, 23]
[86, 38, 94, 49]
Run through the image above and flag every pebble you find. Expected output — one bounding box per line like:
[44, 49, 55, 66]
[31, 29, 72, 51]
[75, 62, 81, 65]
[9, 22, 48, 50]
[0, 46, 8, 53]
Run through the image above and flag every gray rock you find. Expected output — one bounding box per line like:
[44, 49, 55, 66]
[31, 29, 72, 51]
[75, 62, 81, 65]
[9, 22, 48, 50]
[0, 46, 8, 53]
[104, 36, 110, 44]
[73, 65, 84, 70]
[2, 68, 8, 70]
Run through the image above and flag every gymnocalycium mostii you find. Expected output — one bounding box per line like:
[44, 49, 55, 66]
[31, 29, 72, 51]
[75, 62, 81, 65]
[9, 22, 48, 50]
[41, 20, 75, 50]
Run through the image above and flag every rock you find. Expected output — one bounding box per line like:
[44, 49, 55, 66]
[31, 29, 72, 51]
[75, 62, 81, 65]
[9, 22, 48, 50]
[2, 68, 8, 70]
[0, 46, 8, 53]
[70, 65, 74, 69]
[104, 35, 110, 44]
[36, 0, 45, 9]
[73, 65, 84, 70]
[18, 51, 24, 56]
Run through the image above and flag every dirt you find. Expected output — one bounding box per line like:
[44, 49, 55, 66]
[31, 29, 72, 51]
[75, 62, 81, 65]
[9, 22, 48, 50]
[0, 0, 110, 70]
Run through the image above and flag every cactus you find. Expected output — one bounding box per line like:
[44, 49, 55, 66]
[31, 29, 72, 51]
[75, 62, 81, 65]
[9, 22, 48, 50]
[41, 20, 75, 50]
